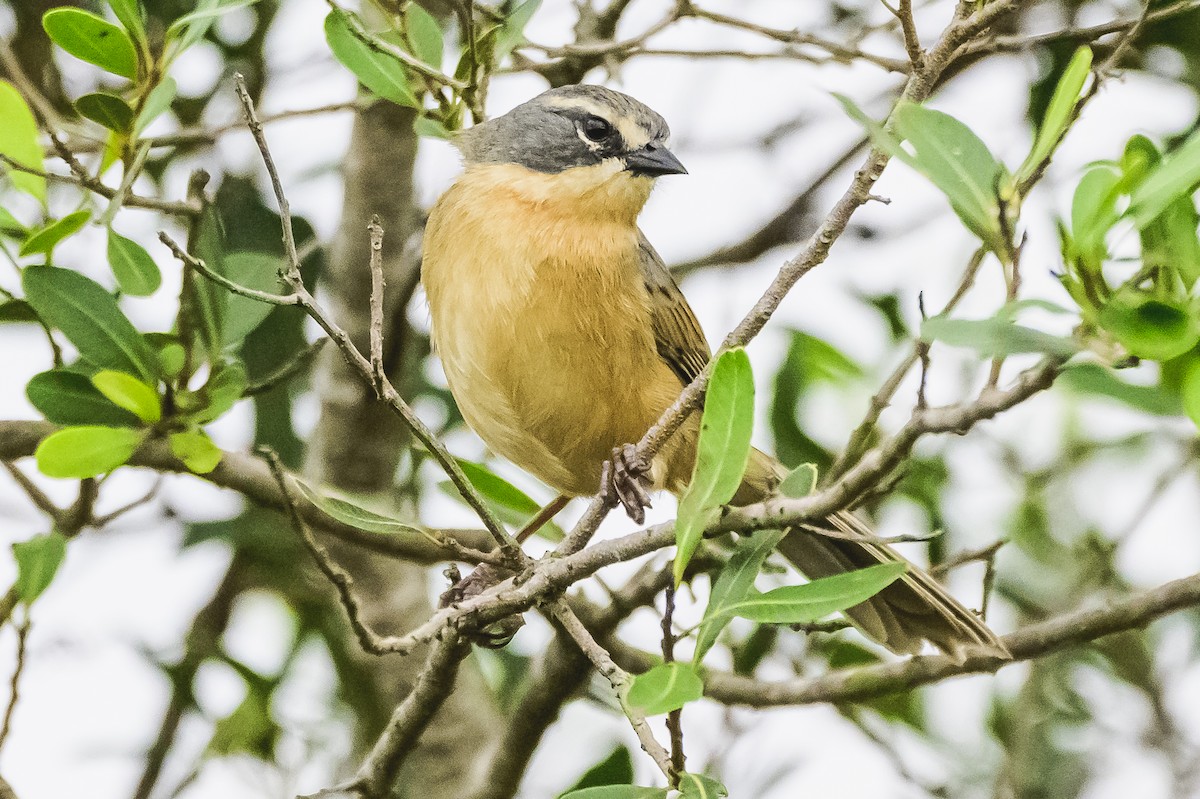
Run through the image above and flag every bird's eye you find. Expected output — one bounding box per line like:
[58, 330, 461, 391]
[582, 116, 614, 142]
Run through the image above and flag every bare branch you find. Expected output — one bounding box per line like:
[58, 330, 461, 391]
[0, 153, 201, 218]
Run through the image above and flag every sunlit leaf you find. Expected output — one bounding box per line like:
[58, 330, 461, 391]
[0, 81, 46, 202]
[108, 227, 162, 296]
[1128, 126, 1200, 228]
[19, 210, 92, 257]
[675, 348, 755, 585]
[1069, 164, 1121, 274]
[35, 425, 144, 478]
[325, 9, 418, 108]
[1098, 291, 1200, 362]
[1017, 47, 1092, 182]
[26, 369, 142, 427]
[169, 430, 222, 474]
[91, 370, 161, 423]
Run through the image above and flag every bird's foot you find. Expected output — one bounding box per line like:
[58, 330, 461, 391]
[602, 443, 652, 524]
[438, 563, 524, 648]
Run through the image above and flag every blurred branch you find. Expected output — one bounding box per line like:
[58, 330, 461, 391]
[0, 420, 497, 564]
[0, 153, 201, 218]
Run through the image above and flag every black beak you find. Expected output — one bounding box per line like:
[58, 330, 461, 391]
[624, 141, 687, 177]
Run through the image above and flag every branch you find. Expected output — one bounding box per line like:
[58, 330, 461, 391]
[0, 153, 201, 218]
[696, 569, 1200, 707]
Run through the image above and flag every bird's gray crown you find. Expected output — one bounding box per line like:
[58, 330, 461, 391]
[455, 85, 671, 174]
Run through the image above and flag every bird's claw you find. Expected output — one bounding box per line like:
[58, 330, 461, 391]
[603, 443, 652, 524]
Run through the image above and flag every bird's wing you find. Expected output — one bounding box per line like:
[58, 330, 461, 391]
[638, 232, 711, 386]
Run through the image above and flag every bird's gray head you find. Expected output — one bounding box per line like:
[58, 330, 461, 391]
[455, 85, 687, 178]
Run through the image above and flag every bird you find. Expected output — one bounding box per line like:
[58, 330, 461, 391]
[421, 84, 1008, 659]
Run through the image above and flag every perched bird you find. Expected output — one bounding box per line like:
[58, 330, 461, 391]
[421, 84, 1007, 659]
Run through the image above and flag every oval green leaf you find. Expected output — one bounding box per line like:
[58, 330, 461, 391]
[406, 4, 443, 67]
[626, 661, 704, 716]
[169, 430, 222, 474]
[26, 369, 142, 426]
[675, 348, 755, 585]
[324, 9, 418, 108]
[108, 227, 162, 296]
[726, 561, 907, 624]
[91, 369, 161, 423]
[43, 8, 139, 79]
[19, 210, 92, 257]
[13, 532, 68, 605]
[1099, 291, 1200, 362]
[75, 92, 135, 132]
[0, 80, 46, 202]
[694, 529, 787, 664]
[107, 0, 147, 47]
[22, 266, 157, 382]
[35, 425, 144, 478]
[678, 774, 728, 799]
[293, 478, 425, 536]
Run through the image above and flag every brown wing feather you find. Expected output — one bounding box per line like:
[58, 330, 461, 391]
[638, 233, 710, 387]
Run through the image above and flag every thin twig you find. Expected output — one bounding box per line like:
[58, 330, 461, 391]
[368, 216, 386, 390]
[661, 582, 685, 782]
[2, 461, 61, 520]
[0, 154, 200, 218]
[0, 616, 29, 754]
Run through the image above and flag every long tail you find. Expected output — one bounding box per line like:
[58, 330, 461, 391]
[737, 449, 1009, 660]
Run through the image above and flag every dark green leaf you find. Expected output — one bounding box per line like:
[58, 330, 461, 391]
[0, 80, 46, 202]
[292, 478, 426, 536]
[74, 92, 134, 132]
[1017, 47, 1092, 182]
[921, 314, 1078, 357]
[189, 205, 227, 357]
[192, 362, 247, 423]
[626, 661, 704, 716]
[675, 348, 755, 585]
[107, 227, 162, 296]
[22, 266, 157, 381]
[727, 562, 907, 624]
[406, 4, 443, 67]
[678, 774, 728, 799]
[779, 463, 817, 498]
[325, 9, 418, 108]
[0, 299, 37, 323]
[13, 532, 68, 605]
[694, 529, 787, 664]
[221, 251, 284, 347]
[91, 370, 160, 422]
[133, 76, 176, 137]
[35, 425, 144, 478]
[26, 369, 142, 426]
[561, 746, 635, 795]
[1099, 291, 1200, 361]
[43, 8, 138, 79]
[559, 788, 666, 799]
[169, 430, 222, 473]
[1059, 362, 1180, 416]
[20, 210, 92, 257]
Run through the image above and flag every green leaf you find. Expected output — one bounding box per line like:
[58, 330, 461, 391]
[674, 348, 755, 585]
[694, 529, 787, 664]
[19, 210, 92, 257]
[779, 463, 818, 498]
[22, 266, 157, 382]
[921, 314, 1078, 357]
[91, 370, 160, 423]
[1059, 362, 1180, 416]
[1017, 47, 1092, 182]
[206, 684, 279, 759]
[406, 4, 443, 67]
[1181, 358, 1200, 430]
[495, 0, 541, 60]
[325, 9, 418, 108]
[1099, 291, 1200, 361]
[191, 361, 247, 423]
[626, 661, 704, 716]
[726, 562, 907, 624]
[167, 0, 257, 55]
[107, 0, 146, 47]
[0, 81, 46, 202]
[169, 430, 222, 474]
[221, 251, 284, 347]
[1070, 165, 1122, 273]
[678, 774, 728, 799]
[13, 532, 68, 605]
[35, 425, 144, 478]
[891, 102, 1007, 251]
[414, 115, 453, 140]
[132, 76, 176, 138]
[292, 479, 426, 536]
[42, 8, 139, 79]
[26, 369, 142, 426]
[448, 459, 563, 540]
[189, 205, 227, 357]
[0, 299, 38, 323]
[107, 227, 162, 296]
[74, 92, 134, 133]
[1129, 126, 1200, 228]
[0, 206, 26, 237]
[157, 342, 186, 379]
[561, 747, 635, 795]
[559, 788, 667, 799]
